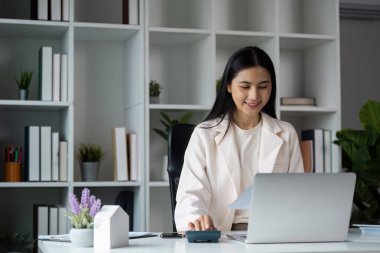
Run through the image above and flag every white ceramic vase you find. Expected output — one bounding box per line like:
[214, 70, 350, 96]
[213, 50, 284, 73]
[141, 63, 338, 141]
[69, 228, 94, 247]
[162, 155, 168, 181]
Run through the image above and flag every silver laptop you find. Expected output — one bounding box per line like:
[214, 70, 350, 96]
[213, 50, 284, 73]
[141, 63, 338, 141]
[228, 173, 356, 243]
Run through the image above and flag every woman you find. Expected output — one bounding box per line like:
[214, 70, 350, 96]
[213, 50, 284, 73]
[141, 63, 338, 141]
[174, 46, 304, 232]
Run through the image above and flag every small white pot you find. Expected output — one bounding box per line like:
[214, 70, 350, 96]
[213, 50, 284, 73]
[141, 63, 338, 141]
[69, 228, 94, 247]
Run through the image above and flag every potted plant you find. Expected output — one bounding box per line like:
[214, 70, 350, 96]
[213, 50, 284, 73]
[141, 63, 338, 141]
[67, 188, 102, 247]
[76, 143, 105, 181]
[149, 79, 162, 104]
[334, 100, 380, 225]
[153, 111, 193, 141]
[216, 76, 222, 93]
[0, 232, 33, 253]
[14, 70, 33, 100]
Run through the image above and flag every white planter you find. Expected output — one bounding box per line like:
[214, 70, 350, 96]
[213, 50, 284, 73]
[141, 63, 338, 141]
[162, 155, 168, 181]
[70, 228, 94, 247]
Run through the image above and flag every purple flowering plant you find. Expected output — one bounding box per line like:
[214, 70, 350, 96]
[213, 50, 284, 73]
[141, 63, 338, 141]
[67, 188, 102, 229]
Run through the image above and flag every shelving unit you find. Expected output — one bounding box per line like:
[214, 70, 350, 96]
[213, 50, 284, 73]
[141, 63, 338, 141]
[0, 0, 341, 234]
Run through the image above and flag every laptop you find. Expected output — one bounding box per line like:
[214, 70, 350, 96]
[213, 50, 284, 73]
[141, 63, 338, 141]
[228, 173, 356, 243]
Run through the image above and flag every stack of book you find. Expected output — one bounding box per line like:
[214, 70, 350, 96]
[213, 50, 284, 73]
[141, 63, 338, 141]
[112, 128, 138, 181]
[301, 129, 332, 173]
[31, 0, 69, 21]
[25, 126, 68, 182]
[280, 97, 316, 106]
[39, 46, 68, 102]
[33, 204, 67, 239]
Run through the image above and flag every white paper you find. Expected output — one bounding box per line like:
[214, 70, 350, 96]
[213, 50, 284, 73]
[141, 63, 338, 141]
[228, 186, 252, 210]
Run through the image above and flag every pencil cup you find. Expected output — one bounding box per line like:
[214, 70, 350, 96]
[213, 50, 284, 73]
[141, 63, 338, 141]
[4, 162, 21, 182]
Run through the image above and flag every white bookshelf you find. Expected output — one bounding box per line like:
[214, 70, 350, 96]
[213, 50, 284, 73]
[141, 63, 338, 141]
[145, 0, 341, 232]
[0, 0, 341, 234]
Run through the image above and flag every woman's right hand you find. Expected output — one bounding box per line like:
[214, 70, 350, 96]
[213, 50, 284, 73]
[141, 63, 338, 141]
[188, 215, 217, 231]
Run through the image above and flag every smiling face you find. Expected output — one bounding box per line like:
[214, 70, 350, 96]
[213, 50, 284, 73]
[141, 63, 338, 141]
[227, 66, 272, 129]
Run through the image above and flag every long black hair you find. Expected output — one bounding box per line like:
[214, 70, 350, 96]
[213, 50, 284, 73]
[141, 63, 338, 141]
[204, 46, 277, 127]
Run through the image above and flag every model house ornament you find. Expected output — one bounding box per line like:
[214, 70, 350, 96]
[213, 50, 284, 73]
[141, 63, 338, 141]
[94, 205, 129, 249]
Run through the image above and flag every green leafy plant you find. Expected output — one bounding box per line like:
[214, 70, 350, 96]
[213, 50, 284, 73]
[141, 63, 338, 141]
[149, 80, 162, 97]
[216, 76, 222, 92]
[0, 232, 33, 253]
[75, 143, 105, 163]
[153, 111, 192, 141]
[14, 70, 33, 90]
[334, 100, 380, 224]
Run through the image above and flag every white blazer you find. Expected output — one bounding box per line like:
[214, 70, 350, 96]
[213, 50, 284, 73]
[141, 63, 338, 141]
[174, 113, 304, 231]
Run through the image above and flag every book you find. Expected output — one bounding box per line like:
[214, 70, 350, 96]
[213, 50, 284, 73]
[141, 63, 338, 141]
[62, 0, 69, 21]
[49, 0, 61, 21]
[280, 97, 316, 106]
[57, 206, 67, 234]
[301, 129, 324, 173]
[33, 204, 49, 238]
[127, 132, 138, 181]
[128, 0, 139, 25]
[112, 127, 129, 181]
[39, 46, 53, 101]
[25, 126, 40, 181]
[48, 206, 58, 235]
[60, 54, 68, 102]
[51, 132, 59, 181]
[300, 140, 313, 173]
[40, 126, 52, 181]
[59, 141, 68, 182]
[31, 0, 48, 20]
[323, 130, 332, 173]
[52, 53, 61, 102]
[122, 0, 129, 24]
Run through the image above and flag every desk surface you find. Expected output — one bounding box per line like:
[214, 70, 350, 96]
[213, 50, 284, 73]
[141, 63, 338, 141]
[39, 230, 380, 253]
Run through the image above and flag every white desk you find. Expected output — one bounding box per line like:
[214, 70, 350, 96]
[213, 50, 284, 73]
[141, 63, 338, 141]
[39, 230, 380, 253]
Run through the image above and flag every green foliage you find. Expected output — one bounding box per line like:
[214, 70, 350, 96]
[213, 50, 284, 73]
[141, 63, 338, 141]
[216, 76, 222, 92]
[14, 70, 33, 90]
[76, 143, 105, 163]
[0, 232, 33, 253]
[149, 80, 162, 97]
[153, 111, 192, 141]
[334, 100, 380, 224]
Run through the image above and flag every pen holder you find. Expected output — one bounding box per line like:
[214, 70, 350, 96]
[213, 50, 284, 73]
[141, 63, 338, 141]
[4, 162, 21, 182]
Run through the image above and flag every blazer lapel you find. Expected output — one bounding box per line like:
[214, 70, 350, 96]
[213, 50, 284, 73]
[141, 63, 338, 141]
[214, 118, 241, 198]
[259, 113, 284, 173]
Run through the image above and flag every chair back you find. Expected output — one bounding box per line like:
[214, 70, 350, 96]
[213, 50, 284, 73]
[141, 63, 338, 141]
[167, 123, 195, 231]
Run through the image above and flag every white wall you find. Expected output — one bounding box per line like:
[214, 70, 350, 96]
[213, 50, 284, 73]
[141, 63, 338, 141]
[340, 18, 380, 129]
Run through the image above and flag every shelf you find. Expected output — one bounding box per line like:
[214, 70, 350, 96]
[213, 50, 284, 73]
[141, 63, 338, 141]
[72, 181, 141, 187]
[0, 100, 70, 111]
[280, 106, 338, 116]
[216, 32, 275, 48]
[0, 18, 69, 39]
[74, 22, 140, 42]
[149, 28, 210, 45]
[0, 182, 69, 188]
[280, 34, 335, 50]
[149, 104, 211, 111]
[149, 181, 169, 187]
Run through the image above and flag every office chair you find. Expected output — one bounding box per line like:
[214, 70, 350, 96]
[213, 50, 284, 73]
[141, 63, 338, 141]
[167, 123, 195, 232]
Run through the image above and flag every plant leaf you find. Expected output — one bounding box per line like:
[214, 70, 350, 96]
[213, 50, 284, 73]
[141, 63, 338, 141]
[360, 100, 380, 133]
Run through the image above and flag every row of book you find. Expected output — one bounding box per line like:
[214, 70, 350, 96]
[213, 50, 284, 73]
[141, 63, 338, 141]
[25, 126, 68, 182]
[31, 0, 69, 21]
[33, 204, 67, 239]
[112, 128, 138, 181]
[300, 129, 332, 173]
[39, 47, 68, 102]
